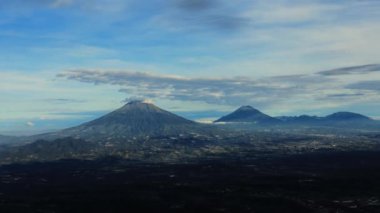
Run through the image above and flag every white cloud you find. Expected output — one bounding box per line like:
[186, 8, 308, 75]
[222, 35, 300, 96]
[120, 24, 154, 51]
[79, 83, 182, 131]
[26, 121, 35, 127]
[210, 21, 380, 77]
[244, 3, 340, 24]
[58, 69, 294, 107]
[57, 66, 380, 116]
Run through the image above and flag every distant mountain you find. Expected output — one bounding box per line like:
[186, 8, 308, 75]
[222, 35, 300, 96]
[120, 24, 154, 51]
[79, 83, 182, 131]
[42, 100, 208, 142]
[214, 106, 280, 124]
[0, 135, 18, 145]
[216, 106, 377, 129]
[276, 115, 325, 125]
[277, 111, 376, 128]
[325, 112, 372, 122]
[0, 135, 9, 143]
[276, 115, 323, 124]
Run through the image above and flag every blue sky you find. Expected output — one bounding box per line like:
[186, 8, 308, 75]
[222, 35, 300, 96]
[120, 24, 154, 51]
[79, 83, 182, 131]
[1, 0, 380, 135]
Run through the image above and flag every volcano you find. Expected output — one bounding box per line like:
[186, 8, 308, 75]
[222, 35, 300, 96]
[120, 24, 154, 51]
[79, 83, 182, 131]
[214, 106, 280, 124]
[0, 101, 215, 163]
[48, 101, 202, 141]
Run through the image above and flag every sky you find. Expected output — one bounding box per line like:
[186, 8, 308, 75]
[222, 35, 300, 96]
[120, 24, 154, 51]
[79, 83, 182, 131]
[1, 0, 380, 135]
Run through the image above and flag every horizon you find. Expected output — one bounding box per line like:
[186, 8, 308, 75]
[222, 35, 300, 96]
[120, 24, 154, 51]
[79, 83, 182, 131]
[2, 100, 379, 136]
[1, 0, 380, 134]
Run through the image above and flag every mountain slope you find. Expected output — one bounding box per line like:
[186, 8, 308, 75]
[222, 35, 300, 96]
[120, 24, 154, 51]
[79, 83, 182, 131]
[0, 138, 97, 163]
[214, 106, 280, 124]
[0, 135, 18, 145]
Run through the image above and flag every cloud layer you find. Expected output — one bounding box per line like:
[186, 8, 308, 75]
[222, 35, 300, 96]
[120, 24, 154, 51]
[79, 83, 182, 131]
[318, 64, 380, 76]
[58, 69, 289, 106]
[58, 65, 380, 113]
[346, 81, 380, 91]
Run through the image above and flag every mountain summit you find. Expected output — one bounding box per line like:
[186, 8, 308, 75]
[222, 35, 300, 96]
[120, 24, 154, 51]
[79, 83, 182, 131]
[214, 106, 279, 124]
[86, 100, 194, 127]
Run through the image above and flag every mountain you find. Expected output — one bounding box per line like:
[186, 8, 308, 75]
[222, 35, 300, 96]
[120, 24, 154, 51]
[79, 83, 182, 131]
[214, 106, 280, 124]
[0, 101, 218, 164]
[1, 103, 379, 164]
[216, 106, 377, 129]
[321, 112, 376, 128]
[0, 135, 18, 145]
[87, 100, 195, 126]
[276, 115, 323, 124]
[0, 135, 10, 144]
[277, 112, 376, 128]
[47, 100, 205, 141]
[0, 138, 96, 163]
[325, 112, 372, 122]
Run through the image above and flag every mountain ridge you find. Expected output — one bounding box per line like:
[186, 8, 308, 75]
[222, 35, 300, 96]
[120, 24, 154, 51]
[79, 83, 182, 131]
[216, 106, 376, 127]
[1, 104, 380, 164]
[2, 104, 378, 146]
